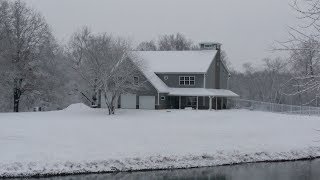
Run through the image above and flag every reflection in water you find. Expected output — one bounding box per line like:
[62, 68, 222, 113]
[13, 159, 320, 180]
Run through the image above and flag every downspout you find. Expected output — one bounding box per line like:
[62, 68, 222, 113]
[204, 73, 206, 88]
[157, 92, 160, 108]
[203, 74, 206, 107]
[227, 73, 231, 89]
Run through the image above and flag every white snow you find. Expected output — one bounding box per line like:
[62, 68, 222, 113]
[168, 88, 239, 97]
[137, 66, 169, 93]
[136, 50, 217, 73]
[63, 103, 91, 112]
[0, 104, 320, 177]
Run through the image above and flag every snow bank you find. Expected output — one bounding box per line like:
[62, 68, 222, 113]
[1, 148, 320, 178]
[63, 103, 91, 112]
[0, 109, 320, 177]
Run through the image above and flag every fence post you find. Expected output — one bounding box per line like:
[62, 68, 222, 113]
[309, 106, 311, 116]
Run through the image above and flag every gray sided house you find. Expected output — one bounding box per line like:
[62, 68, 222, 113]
[104, 42, 239, 110]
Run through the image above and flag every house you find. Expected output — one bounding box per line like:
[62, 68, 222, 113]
[103, 42, 239, 110]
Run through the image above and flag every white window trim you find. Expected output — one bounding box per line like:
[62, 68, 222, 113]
[179, 76, 196, 86]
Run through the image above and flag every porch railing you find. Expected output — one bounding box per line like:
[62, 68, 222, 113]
[228, 99, 320, 116]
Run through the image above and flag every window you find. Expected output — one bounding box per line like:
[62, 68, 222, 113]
[161, 96, 166, 100]
[133, 76, 139, 85]
[164, 76, 169, 80]
[179, 76, 195, 86]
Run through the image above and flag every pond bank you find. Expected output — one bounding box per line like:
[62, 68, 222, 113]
[3, 158, 320, 179]
[1, 152, 320, 178]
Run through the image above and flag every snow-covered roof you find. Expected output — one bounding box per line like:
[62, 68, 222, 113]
[132, 50, 238, 97]
[136, 50, 217, 73]
[138, 66, 169, 93]
[168, 88, 239, 97]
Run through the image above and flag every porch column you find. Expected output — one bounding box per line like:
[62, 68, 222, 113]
[179, 96, 181, 109]
[215, 97, 218, 110]
[222, 97, 224, 109]
[209, 96, 212, 110]
[226, 98, 228, 109]
[196, 96, 199, 110]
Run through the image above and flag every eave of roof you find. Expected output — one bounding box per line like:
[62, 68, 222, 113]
[167, 88, 239, 97]
[155, 72, 206, 75]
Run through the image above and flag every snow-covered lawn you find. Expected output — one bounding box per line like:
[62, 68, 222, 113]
[1, 104, 320, 177]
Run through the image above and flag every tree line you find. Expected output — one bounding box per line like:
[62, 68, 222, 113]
[0, 0, 319, 113]
[0, 0, 78, 112]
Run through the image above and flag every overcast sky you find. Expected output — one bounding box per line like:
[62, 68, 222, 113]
[24, 0, 299, 70]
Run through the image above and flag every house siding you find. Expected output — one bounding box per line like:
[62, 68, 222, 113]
[220, 62, 229, 89]
[205, 51, 228, 89]
[205, 55, 217, 89]
[117, 69, 158, 109]
[157, 93, 169, 109]
[157, 73, 205, 88]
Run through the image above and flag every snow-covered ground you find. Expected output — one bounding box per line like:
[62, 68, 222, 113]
[1, 104, 320, 177]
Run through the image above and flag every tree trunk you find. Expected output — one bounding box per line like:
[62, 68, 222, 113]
[13, 87, 21, 112]
[108, 107, 111, 115]
[13, 79, 22, 112]
[111, 106, 115, 114]
[13, 97, 19, 112]
[107, 106, 115, 115]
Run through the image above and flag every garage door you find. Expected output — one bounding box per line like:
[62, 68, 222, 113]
[139, 96, 155, 110]
[121, 94, 136, 109]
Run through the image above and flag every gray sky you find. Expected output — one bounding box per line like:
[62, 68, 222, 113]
[25, 0, 299, 70]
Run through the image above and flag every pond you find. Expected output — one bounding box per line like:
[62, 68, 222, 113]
[14, 159, 320, 180]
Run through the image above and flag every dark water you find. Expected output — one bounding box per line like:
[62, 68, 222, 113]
[15, 159, 320, 180]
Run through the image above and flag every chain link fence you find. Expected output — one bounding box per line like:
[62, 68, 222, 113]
[228, 99, 320, 116]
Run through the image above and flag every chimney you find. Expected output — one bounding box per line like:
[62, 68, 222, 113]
[199, 42, 222, 51]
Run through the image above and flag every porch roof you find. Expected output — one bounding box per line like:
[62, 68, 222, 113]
[167, 88, 239, 97]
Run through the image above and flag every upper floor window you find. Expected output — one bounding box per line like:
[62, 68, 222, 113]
[133, 76, 139, 85]
[179, 76, 195, 86]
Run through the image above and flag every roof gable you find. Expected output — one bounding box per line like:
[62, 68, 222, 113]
[136, 50, 217, 74]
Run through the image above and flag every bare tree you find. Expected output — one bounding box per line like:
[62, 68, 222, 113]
[276, 37, 320, 106]
[268, 0, 320, 106]
[230, 58, 290, 104]
[291, 0, 320, 34]
[220, 50, 232, 70]
[0, 0, 54, 112]
[263, 58, 288, 103]
[158, 33, 193, 51]
[69, 28, 144, 115]
[136, 40, 157, 51]
[289, 38, 320, 76]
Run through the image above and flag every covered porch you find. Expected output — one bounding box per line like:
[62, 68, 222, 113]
[166, 88, 239, 110]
